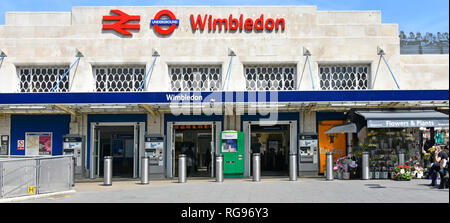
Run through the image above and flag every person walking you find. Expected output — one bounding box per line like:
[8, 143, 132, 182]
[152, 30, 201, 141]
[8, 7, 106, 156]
[205, 149, 211, 174]
[428, 146, 448, 188]
[185, 146, 195, 177]
[438, 146, 449, 189]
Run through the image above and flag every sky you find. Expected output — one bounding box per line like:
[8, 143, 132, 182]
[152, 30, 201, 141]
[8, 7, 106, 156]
[0, 0, 448, 33]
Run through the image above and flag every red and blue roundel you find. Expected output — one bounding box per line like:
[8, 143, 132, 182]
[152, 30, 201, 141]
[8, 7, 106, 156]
[151, 10, 179, 35]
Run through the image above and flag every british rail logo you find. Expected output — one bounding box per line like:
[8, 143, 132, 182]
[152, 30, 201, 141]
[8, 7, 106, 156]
[102, 10, 141, 35]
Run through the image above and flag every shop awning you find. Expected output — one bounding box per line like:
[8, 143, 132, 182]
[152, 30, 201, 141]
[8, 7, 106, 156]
[356, 110, 449, 128]
[325, 123, 357, 134]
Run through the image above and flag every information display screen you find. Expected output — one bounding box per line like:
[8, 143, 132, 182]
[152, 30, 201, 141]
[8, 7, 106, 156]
[222, 139, 237, 153]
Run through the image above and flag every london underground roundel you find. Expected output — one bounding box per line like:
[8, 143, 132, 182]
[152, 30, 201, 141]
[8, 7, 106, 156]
[151, 10, 179, 35]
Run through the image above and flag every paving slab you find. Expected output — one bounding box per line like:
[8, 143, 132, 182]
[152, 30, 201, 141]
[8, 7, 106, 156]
[14, 178, 449, 203]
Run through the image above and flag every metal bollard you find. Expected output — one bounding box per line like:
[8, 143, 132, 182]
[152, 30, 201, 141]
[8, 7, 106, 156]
[398, 152, 405, 166]
[326, 152, 334, 181]
[141, 156, 149, 184]
[178, 154, 187, 183]
[362, 152, 369, 180]
[216, 154, 224, 182]
[103, 156, 113, 186]
[289, 153, 297, 181]
[252, 153, 261, 182]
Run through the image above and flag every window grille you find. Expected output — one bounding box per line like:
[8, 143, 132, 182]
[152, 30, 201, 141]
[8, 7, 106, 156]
[94, 66, 145, 92]
[17, 66, 70, 92]
[169, 65, 222, 91]
[244, 65, 297, 91]
[319, 64, 370, 90]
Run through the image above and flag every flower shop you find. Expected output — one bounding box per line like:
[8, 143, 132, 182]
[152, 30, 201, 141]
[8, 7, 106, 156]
[327, 109, 449, 181]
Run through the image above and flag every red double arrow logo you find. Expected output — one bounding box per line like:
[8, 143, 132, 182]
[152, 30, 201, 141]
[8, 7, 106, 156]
[102, 10, 140, 35]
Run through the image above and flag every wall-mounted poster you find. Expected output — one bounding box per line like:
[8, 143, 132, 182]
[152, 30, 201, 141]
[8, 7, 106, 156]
[25, 132, 52, 156]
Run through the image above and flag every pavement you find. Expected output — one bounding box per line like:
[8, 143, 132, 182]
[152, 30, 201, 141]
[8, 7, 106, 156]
[9, 177, 449, 203]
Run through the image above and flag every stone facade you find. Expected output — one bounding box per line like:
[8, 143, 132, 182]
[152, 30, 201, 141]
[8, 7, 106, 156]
[0, 6, 447, 93]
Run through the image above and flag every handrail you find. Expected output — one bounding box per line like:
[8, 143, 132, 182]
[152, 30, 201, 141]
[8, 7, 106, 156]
[50, 57, 81, 92]
[138, 56, 158, 91]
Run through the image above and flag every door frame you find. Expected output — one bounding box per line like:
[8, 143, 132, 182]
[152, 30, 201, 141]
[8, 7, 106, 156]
[89, 122, 145, 179]
[243, 120, 297, 177]
[166, 121, 221, 178]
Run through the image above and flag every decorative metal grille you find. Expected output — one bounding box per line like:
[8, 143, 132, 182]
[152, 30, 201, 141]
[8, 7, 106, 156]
[244, 65, 297, 91]
[17, 66, 70, 92]
[94, 66, 145, 92]
[319, 64, 370, 90]
[169, 65, 222, 91]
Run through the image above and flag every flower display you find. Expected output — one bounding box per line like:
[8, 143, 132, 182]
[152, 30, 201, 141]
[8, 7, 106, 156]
[393, 165, 412, 181]
[333, 156, 347, 173]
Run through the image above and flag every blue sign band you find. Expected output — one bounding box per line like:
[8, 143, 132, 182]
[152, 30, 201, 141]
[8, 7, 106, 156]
[0, 90, 448, 105]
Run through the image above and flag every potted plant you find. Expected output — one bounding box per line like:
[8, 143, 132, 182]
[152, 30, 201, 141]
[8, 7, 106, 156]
[381, 166, 389, 179]
[416, 167, 424, 179]
[349, 162, 358, 179]
[389, 167, 396, 179]
[374, 166, 380, 179]
[411, 166, 424, 179]
[333, 156, 347, 180]
[393, 165, 412, 181]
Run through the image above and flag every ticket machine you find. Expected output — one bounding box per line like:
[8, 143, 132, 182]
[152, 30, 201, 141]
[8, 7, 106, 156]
[298, 134, 319, 172]
[0, 135, 9, 155]
[220, 130, 244, 178]
[62, 134, 84, 175]
[144, 134, 164, 175]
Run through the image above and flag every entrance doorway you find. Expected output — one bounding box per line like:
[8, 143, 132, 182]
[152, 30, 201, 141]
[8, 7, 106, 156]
[250, 124, 290, 176]
[167, 121, 221, 178]
[97, 126, 134, 178]
[243, 120, 297, 177]
[90, 122, 145, 179]
[174, 124, 212, 177]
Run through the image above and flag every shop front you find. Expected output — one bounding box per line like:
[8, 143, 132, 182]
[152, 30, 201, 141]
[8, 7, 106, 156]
[350, 110, 449, 180]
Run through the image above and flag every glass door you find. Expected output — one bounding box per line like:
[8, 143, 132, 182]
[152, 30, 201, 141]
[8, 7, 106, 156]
[167, 122, 175, 178]
[90, 123, 100, 179]
[133, 123, 138, 178]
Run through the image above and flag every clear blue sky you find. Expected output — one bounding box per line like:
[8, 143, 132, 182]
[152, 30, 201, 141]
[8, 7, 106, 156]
[0, 0, 448, 33]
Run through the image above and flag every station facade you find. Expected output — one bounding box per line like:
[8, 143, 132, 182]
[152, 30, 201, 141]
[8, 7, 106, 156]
[0, 6, 448, 180]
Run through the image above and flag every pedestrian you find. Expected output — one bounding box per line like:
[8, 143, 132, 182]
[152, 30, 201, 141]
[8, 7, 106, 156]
[428, 146, 448, 188]
[435, 130, 443, 145]
[185, 146, 195, 177]
[423, 136, 435, 177]
[205, 149, 211, 174]
[438, 146, 448, 189]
